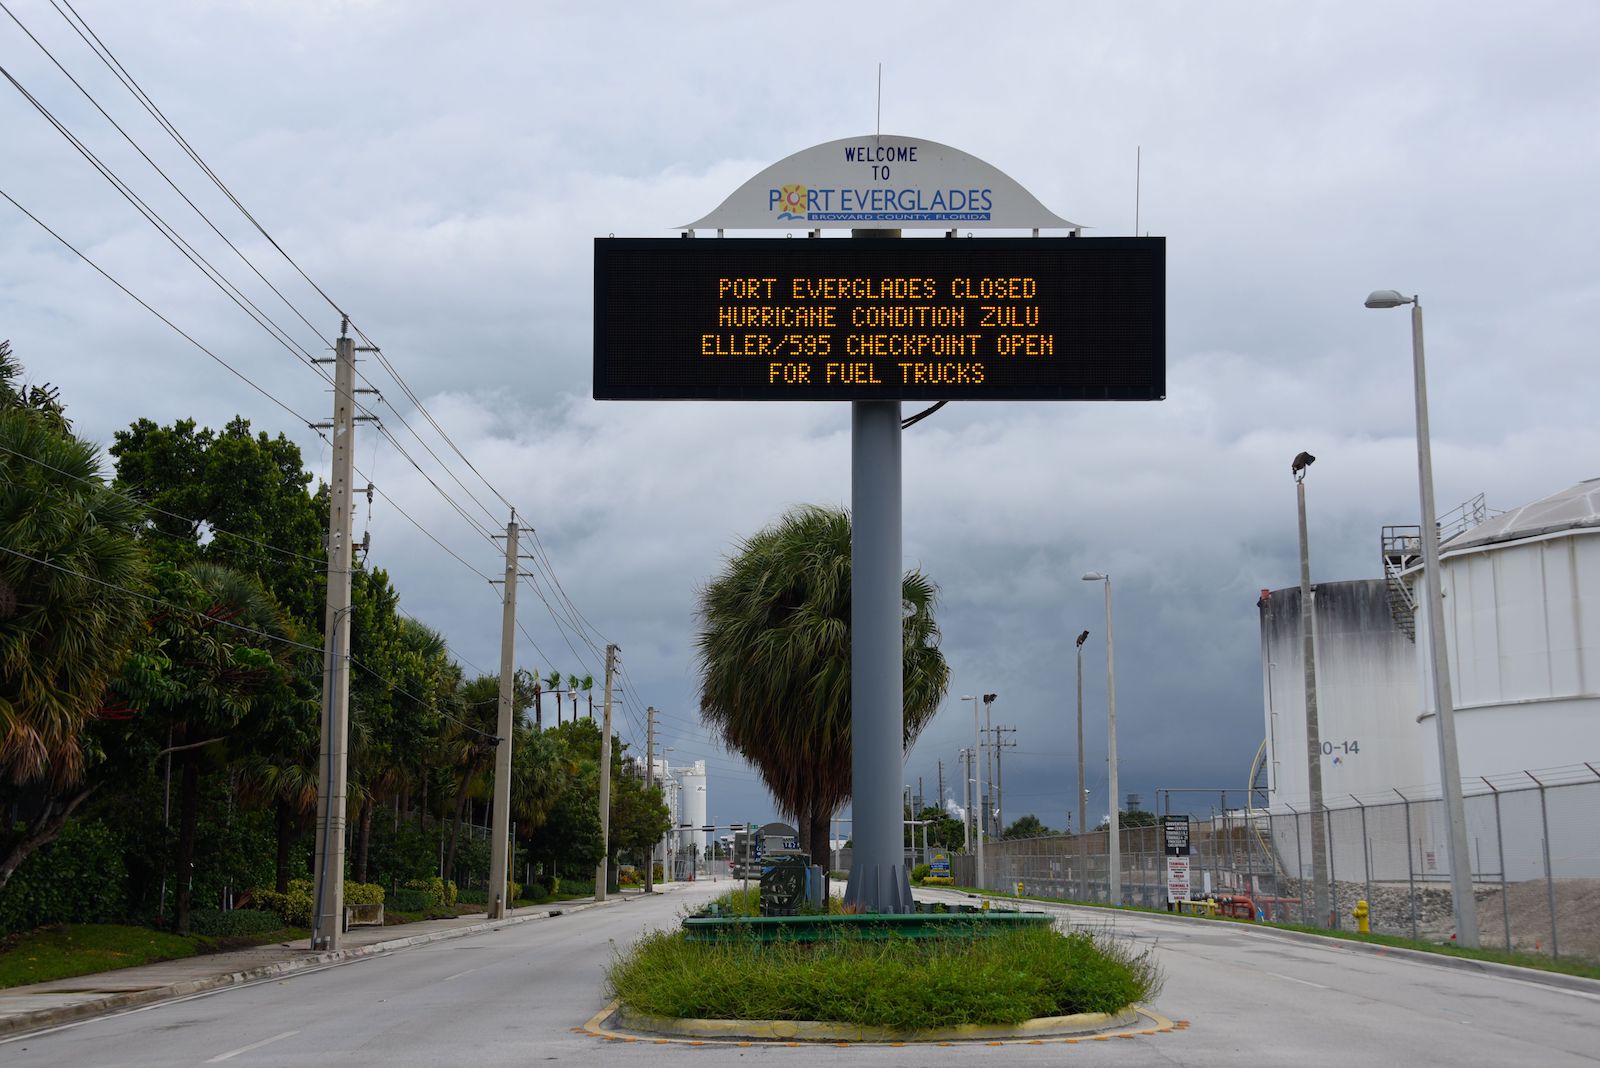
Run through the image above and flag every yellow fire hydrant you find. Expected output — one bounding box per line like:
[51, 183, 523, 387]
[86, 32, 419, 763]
[1353, 899, 1370, 934]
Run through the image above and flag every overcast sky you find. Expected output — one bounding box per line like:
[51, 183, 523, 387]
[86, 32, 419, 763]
[4, 1, 1597, 833]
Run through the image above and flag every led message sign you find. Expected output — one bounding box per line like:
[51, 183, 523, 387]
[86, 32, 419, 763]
[593, 236, 1164, 401]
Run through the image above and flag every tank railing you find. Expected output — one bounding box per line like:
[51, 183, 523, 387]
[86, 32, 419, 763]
[1380, 525, 1420, 641]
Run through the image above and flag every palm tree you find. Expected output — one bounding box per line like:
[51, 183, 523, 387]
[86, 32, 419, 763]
[696, 505, 949, 862]
[545, 670, 563, 726]
[0, 409, 147, 890]
[440, 674, 499, 882]
[578, 673, 594, 718]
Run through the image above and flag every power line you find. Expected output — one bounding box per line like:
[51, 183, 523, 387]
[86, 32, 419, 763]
[1, 0, 333, 351]
[0, 439, 329, 567]
[48, 0, 352, 325]
[0, 541, 497, 741]
[0, 186, 320, 432]
[0, 60, 331, 379]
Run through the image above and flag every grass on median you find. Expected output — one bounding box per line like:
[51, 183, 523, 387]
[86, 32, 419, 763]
[607, 923, 1161, 1030]
[0, 923, 308, 989]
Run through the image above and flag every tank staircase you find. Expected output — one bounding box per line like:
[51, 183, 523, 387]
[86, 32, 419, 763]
[1380, 525, 1421, 641]
[1380, 493, 1495, 642]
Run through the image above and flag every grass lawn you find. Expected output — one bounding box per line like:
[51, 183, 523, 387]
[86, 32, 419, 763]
[0, 923, 307, 990]
[939, 885, 1600, 982]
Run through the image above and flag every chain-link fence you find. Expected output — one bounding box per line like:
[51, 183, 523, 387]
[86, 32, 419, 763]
[948, 764, 1600, 963]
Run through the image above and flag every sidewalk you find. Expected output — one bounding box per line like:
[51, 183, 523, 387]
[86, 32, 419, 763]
[0, 894, 634, 1039]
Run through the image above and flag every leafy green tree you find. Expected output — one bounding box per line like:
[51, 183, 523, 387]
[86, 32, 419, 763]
[0, 347, 148, 891]
[1094, 809, 1158, 832]
[110, 416, 323, 627]
[696, 505, 950, 862]
[915, 805, 968, 853]
[116, 562, 292, 933]
[1003, 814, 1053, 839]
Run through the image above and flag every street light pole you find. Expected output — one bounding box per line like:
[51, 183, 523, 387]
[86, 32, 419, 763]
[1075, 629, 1089, 901]
[1365, 289, 1481, 947]
[1293, 452, 1332, 928]
[1082, 572, 1120, 904]
[961, 695, 988, 889]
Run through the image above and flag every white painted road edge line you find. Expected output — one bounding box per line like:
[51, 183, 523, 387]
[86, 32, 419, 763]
[205, 1029, 299, 1062]
[1263, 970, 1328, 990]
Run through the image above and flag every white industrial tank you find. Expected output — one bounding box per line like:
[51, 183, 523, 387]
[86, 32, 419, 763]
[680, 761, 709, 858]
[1259, 579, 1425, 810]
[1422, 478, 1600, 782]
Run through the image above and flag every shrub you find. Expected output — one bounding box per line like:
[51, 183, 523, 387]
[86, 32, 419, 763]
[911, 863, 932, 884]
[246, 880, 380, 927]
[0, 820, 127, 933]
[403, 876, 456, 908]
[387, 887, 429, 912]
[344, 882, 385, 907]
[249, 881, 312, 927]
[457, 888, 488, 905]
[188, 907, 290, 937]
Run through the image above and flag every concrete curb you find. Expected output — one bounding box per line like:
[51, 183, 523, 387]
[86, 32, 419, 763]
[938, 891, 1600, 996]
[614, 1003, 1141, 1042]
[0, 897, 625, 1040]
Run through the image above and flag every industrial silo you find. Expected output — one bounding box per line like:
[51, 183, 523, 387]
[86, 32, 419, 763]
[1259, 580, 1425, 810]
[1421, 478, 1600, 782]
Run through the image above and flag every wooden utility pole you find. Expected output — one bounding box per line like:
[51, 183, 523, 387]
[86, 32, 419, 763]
[311, 328, 356, 951]
[594, 644, 618, 901]
[487, 516, 518, 919]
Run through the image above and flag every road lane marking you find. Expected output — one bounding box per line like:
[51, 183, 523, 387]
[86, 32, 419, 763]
[1264, 970, 1328, 989]
[441, 968, 479, 982]
[206, 1030, 299, 1062]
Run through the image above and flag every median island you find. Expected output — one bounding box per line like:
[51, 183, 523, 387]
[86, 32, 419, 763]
[604, 889, 1161, 1042]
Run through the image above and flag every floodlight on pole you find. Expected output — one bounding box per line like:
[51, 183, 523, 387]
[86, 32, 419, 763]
[1074, 628, 1089, 901]
[1293, 451, 1332, 927]
[1364, 287, 1480, 948]
[1081, 571, 1121, 904]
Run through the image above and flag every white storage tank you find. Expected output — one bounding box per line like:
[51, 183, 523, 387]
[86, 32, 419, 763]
[680, 760, 709, 859]
[1421, 478, 1600, 783]
[1259, 580, 1425, 810]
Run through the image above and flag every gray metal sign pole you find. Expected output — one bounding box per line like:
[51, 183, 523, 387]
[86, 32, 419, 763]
[841, 227, 912, 915]
[843, 396, 911, 913]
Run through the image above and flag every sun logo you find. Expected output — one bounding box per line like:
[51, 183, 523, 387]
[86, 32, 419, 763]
[775, 184, 808, 218]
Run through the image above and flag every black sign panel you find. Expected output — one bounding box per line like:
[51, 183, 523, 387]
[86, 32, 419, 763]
[593, 237, 1164, 401]
[1162, 815, 1191, 857]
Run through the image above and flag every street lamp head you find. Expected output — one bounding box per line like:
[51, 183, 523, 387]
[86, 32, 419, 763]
[1364, 289, 1414, 309]
[1076, 629, 1090, 647]
[1082, 571, 1107, 582]
[1292, 451, 1316, 481]
[983, 693, 997, 704]
[959, 695, 976, 701]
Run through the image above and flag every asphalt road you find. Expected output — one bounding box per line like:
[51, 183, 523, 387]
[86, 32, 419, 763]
[4, 880, 1596, 1066]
